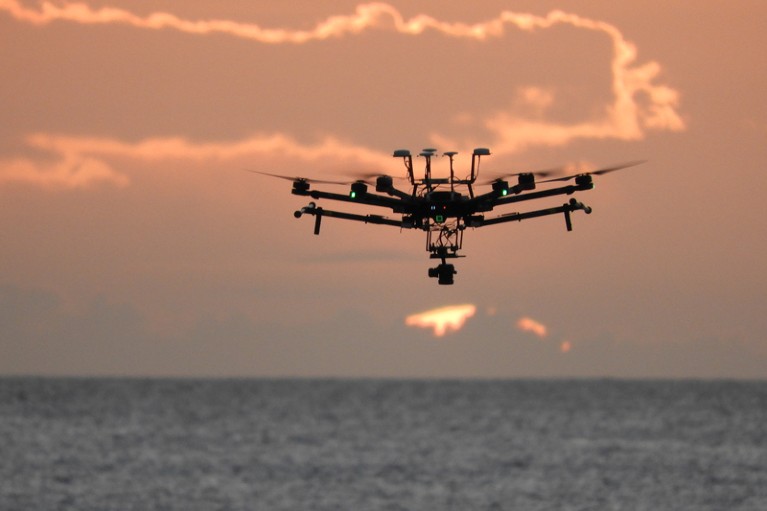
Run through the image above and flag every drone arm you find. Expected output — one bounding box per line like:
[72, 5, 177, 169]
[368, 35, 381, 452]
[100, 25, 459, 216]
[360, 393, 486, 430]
[294, 203, 404, 235]
[382, 185, 417, 202]
[468, 180, 586, 213]
[292, 187, 408, 212]
[312, 208, 403, 227]
[492, 182, 594, 207]
[478, 198, 592, 231]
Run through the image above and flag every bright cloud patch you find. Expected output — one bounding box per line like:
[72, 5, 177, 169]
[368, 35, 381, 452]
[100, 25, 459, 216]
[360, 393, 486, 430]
[405, 304, 477, 337]
[516, 316, 548, 338]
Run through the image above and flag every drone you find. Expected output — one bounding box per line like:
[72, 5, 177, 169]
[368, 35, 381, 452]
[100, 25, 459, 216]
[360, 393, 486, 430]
[257, 148, 642, 285]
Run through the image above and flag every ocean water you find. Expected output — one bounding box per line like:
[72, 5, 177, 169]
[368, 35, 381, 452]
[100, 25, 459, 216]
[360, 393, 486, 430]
[1, 378, 765, 510]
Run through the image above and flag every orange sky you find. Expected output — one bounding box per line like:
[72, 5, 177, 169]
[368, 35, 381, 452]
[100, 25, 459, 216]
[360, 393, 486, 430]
[2, 1, 766, 378]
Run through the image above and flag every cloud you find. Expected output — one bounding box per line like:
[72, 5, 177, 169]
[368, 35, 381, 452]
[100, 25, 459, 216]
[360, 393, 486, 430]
[515, 317, 572, 355]
[0, 153, 129, 189]
[405, 304, 477, 337]
[516, 316, 548, 338]
[0, 2, 666, 46]
[1, 1, 686, 188]
[0, 132, 392, 189]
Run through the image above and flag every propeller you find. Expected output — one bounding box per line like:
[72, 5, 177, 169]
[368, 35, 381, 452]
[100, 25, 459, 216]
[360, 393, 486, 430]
[538, 160, 646, 183]
[246, 170, 352, 186]
[338, 172, 412, 187]
[480, 167, 560, 185]
[346, 170, 404, 180]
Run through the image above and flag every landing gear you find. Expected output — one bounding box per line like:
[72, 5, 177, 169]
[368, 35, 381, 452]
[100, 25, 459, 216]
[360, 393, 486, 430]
[428, 263, 456, 285]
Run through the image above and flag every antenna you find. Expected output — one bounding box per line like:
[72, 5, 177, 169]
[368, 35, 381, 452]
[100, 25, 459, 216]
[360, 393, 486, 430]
[444, 151, 458, 192]
[420, 148, 437, 189]
[393, 149, 415, 186]
[470, 147, 491, 182]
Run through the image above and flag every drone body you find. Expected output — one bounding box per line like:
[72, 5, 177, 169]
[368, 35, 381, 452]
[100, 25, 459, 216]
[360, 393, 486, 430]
[262, 149, 641, 284]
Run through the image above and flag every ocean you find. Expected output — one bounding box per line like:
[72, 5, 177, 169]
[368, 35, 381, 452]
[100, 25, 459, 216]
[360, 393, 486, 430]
[1, 378, 765, 510]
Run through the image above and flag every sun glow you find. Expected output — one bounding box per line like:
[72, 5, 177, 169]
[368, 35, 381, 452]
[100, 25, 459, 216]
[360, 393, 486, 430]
[405, 304, 477, 337]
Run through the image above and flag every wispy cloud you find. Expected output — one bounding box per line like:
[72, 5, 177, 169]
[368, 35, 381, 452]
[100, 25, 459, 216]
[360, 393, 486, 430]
[1, 1, 686, 189]
[0, 2, 673, 48]
[0, 133, 392, 189]
[405, 304, 477, 337]
[0, 152, 129, 189]
[516, 316, 548, 338]
[515, 316, 573, 354]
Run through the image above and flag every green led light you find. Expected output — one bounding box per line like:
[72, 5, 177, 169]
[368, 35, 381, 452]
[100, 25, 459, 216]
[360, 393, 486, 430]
[350, 191, 357, 199]
[501, 189, 508, 196]
[435, 215, 444, 223]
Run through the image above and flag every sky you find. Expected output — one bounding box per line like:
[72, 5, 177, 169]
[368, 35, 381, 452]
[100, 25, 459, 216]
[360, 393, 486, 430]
[2, 0, 766, 379]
